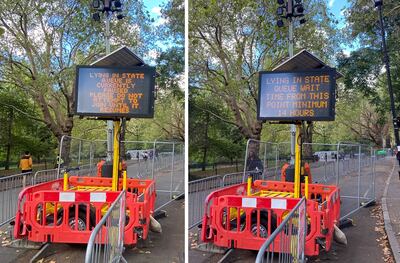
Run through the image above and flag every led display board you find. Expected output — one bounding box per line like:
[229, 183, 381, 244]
[74, 66, 156, 118]
[257, 68, 336, 121]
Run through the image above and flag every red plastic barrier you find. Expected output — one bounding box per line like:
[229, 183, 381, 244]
[201, 180, 340, 256]
[14, 176, 156, 245]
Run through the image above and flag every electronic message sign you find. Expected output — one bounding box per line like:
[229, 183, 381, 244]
[257, 68, 336, 121]
[74, 66, 156, 118]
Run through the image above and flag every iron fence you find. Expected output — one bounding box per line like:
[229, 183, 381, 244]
[255, 197, 307, 263]
[85, 190, 127, 263]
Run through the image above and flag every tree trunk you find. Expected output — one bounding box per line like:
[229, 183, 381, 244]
[303, 122, 313, 160]
[385, 134, 391, 148]
[244, 120, 263, 160]
[5, 108, 13, 170]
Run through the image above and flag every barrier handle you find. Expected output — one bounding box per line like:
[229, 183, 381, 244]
[123, 170, 127, 190]
[63, 172, 69, 191]
[305, 175, 309, 199]
[247, 175, 252, 196]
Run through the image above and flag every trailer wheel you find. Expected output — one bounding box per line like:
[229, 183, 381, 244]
[68, 206, 96, 231]
[68, 210, 88, 231]
[250, 217, 269, 238]
[250, 211, 277, 238]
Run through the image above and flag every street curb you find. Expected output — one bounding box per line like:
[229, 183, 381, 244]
[381, 158, 400, 263]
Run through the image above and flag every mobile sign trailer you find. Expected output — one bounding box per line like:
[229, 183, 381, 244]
[13, 65, 157, 246]
[201, 68, 342, 257]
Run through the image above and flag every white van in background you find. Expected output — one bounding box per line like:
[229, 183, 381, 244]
[314, 151, 338, 162]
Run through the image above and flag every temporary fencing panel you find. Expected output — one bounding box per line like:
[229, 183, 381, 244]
[58, 136, 184, 210]
[255, 197, 306, 263]
[244, 140, 284, 181]
[299, 142, 377, 219]
[189, 175, 224, 229]
[0, 172, 34, 227]
[123, 140, 184, 210]
[33, 169, 59, 185]
[58, 136, 107, 177]
[85, 190, 127, 263]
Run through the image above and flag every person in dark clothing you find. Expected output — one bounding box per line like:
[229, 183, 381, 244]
[246, 151, 264, 181]
[396, 150, 400, 166]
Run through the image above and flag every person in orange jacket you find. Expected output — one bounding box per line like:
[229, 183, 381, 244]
[19, 151, 33, 173]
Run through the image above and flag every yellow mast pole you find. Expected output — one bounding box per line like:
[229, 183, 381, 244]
[294, 123, 301, 198]
[112, 120, 120, 191]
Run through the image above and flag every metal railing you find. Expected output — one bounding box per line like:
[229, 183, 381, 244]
[58, 136, 185, 210]
[189, 140, 385, 231]
[256, 197, 307, 263]
[85, 190, 127, 263]
[246, 140, 379, 220]
[33, 169, 59, 184]
[0, 172, 34, 227]
[189, 174, 224, 229]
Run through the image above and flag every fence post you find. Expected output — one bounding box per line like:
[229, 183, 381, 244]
[242, 140, 251, 183]
[78, 140, 82, 165]
[275, 144, 279, 180]
[57, 135, 66, 178]
[22, 173, 27, 188]
[170, 142, 175, 200]
[336, 142, 341, 186]
[89, 142, 93, 170]
[358, 145, 361, 207]
[263, 144, 267, 180]
[372, 148, 376, 200]
[151, 140, 157, 179]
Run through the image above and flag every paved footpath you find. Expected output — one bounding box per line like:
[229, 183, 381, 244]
[382, 157, 400, 262]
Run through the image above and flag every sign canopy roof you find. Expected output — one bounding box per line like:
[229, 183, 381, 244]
[91, 46, 145, 67]
[272, 49, 343, 79]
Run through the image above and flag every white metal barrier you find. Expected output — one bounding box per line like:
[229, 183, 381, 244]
[58, 136, 185, 210]
[33, 169, 59, 184]
[0, 172, 34, 227]
[85, 190, 127, 263]
[189, 140, 385, 230]
[188, 175, 224, 229]
[256, 197, 307, 263]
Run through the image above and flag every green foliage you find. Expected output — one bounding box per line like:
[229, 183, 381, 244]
[336, 0, 400, 146]
[0, 0, 184, 166]
[0, 86, 57, 164]
[189, 0, 342, 163]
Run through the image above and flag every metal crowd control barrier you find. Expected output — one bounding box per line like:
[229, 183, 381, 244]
[0, 172, 34, 227]
[58, 136, 185, 210]
[189, 140, 385, 231]
[255, 197, 307, 263]
[58, 136, 106, 177]
[247, 140, 379, 221]
[189, 175, 224, 229]
[123, 140, 184, 210]
[85, 190, 127, 263]
[33, 169, 59, 184]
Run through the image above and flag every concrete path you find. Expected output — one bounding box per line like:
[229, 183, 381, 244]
[382, 157, 400, 262]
